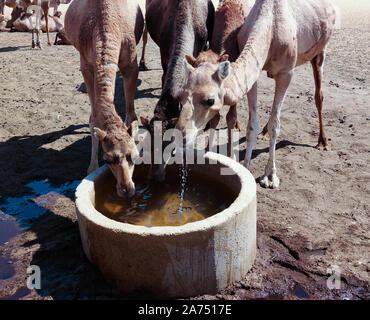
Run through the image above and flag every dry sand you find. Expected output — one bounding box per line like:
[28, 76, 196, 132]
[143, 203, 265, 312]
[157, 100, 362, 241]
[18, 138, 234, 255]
[0, 0, 369, 299]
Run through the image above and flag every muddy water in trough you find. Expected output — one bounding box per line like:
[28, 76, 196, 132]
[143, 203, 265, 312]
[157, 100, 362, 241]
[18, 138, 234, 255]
[95, 166, 236, 227]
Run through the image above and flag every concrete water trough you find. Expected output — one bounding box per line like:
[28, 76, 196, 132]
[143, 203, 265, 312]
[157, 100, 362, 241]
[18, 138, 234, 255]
[75, 151, 257, 298]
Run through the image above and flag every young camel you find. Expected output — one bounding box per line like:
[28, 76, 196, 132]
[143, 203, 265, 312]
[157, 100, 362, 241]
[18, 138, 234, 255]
[177, 0, 339, 189]
[140, 0, 215, 181]
[205, 0, 255, 153]
[65, 0, 144, 198]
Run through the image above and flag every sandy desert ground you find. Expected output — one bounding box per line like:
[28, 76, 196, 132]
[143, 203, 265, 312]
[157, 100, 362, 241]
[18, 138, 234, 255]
[0, 1, 369, 300]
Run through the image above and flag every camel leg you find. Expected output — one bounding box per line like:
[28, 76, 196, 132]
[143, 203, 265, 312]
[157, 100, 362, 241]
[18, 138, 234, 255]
[31, 30, 35, 48]
[312, 51, 330, 150]
[260, 71, 293, 189]
[81, 62, 99, 174]
[226, 105, 238, 159]
[243, 83, 258, 168]
[139, 24, 148, 71]
[206, 113, 220, 152]
[36, 29, 41, 49]
[120, 60, 139, 127]
[41, 3, 51, 46]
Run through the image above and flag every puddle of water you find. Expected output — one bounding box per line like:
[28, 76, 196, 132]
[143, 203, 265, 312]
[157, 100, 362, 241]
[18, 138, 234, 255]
[0, 179, 80, 229]
[293, 285, 310, 299]
[0, 212, 22, 245]
[0, 255, 15, 280]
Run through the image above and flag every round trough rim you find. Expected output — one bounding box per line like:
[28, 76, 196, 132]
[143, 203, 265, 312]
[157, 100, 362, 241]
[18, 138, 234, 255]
[75, 151, 256, 236]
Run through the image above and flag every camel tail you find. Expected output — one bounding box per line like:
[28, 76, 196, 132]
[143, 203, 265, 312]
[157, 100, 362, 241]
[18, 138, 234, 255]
[333, 4, 341, 30]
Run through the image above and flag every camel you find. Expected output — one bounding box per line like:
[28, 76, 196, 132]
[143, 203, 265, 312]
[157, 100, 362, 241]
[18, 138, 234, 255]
[176, 0, 339, 189]
[2, 0, 71, 46]
[41, 10, 63, 32]
[65, 0, 144, 198]
[12, 10, 63, 32]
[205, 0, 255, 154]
[140, 0, 215, 181]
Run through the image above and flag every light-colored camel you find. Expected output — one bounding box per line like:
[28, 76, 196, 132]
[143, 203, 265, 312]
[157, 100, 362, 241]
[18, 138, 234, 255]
[140, 0, 215, 181]
[65, 0, 144, 198]
[2, 0, 71, 46]
[177, 0, 339, 189]
[205, 0, 255, 153]
[12, 10, 63, 32]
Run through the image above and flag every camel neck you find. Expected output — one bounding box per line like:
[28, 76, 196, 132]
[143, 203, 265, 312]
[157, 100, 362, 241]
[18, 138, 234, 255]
[163, 25, 195, 100]
[224, 0, 274, 105]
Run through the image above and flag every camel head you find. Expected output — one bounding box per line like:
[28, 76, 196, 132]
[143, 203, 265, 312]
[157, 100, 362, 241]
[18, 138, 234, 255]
[176, 51, 230, 145]
[93, 121, 139, 198]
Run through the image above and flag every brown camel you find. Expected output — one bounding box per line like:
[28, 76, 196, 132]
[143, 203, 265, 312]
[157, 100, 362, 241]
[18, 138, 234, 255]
[140, 0, 215, 181]
[177, 0, 339, 189]
[65, 0, 144, 198]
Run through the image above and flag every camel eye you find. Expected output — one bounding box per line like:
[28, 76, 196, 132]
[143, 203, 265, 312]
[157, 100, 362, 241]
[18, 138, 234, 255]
[202, 98, 215, 107]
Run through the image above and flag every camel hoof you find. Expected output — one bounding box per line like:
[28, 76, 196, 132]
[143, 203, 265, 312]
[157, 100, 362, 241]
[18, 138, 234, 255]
[316, 143, 331, 151]
[259, 174, 280, 189]
[139, 61, 148, 71]
[258, 131, 270, 141]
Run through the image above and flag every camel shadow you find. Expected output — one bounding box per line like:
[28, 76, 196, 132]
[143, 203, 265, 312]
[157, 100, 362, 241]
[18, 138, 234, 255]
[0, 45, 29, 53]
[0, 124, 155, 299]
[213, 137, 313, 163]
[0, 124, 91, 200]
[24, 211, 155, 299]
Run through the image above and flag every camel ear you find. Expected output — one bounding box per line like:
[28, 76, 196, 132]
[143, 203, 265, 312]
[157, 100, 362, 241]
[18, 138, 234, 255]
[219, 54, 229, 62]
[218, 61, 230, 81]
[183, 57, 195, 77]
[185, 55, 197, 66]
[93, 127, 107, 141]
[140, 116, 150, 129]
[128, 120, 138, 137]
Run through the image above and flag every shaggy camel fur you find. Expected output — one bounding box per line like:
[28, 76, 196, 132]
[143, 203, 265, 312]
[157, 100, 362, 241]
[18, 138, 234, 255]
[140, 0, 215, 181]
[177, 0, 339, 189]
[65, 0, 144, 197]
